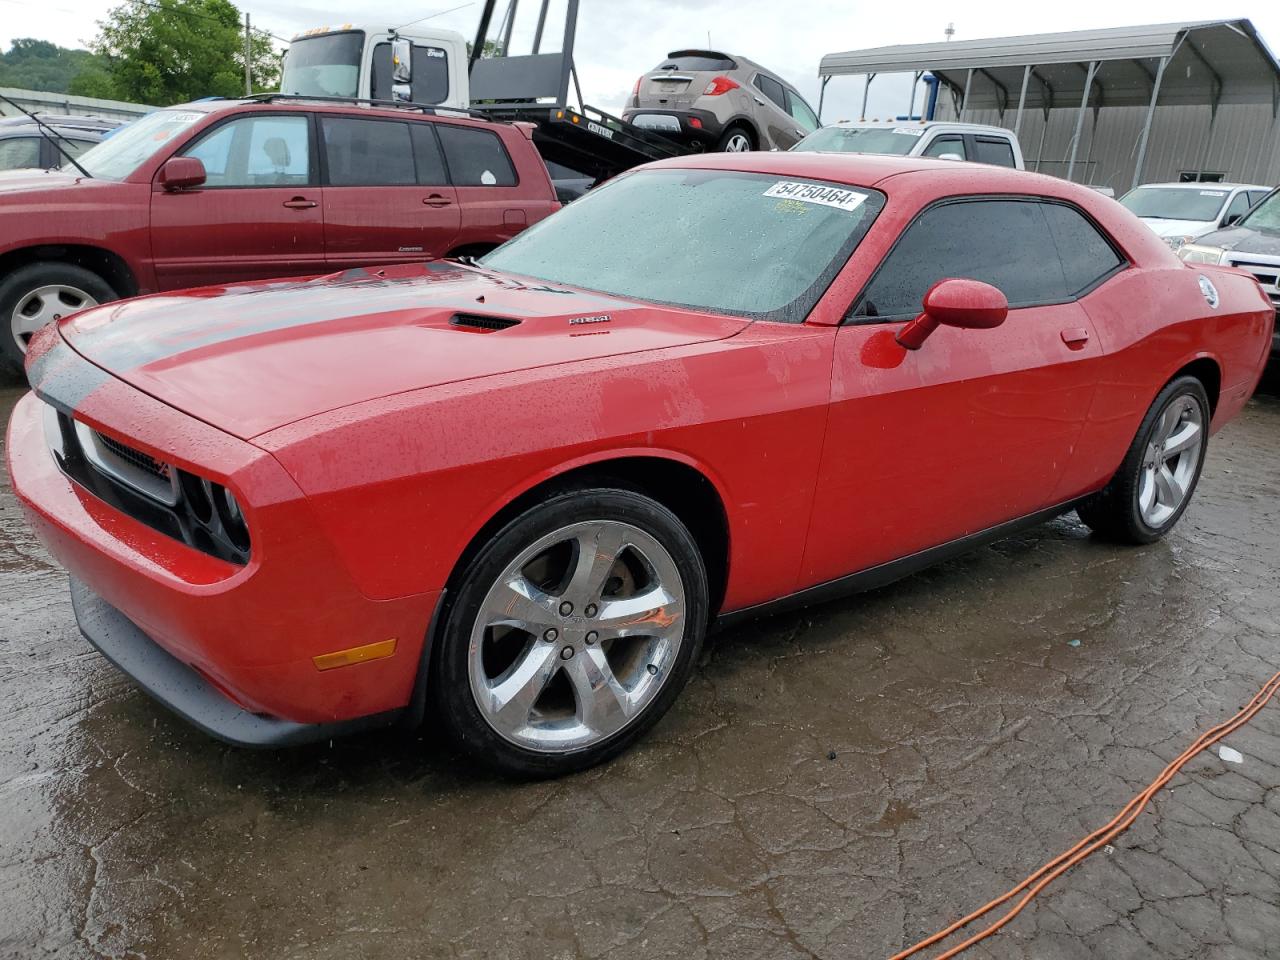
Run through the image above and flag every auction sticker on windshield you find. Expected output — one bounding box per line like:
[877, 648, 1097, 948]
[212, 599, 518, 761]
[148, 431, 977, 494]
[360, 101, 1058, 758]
[763, 181, 869, 212]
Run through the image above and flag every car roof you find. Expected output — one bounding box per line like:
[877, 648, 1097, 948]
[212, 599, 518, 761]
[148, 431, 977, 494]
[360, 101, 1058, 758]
[167, 97, 507, 129]
[646, 150, 1068, 191]
[1129, 181, 1271, 191]
[823, 119, 1016, 136]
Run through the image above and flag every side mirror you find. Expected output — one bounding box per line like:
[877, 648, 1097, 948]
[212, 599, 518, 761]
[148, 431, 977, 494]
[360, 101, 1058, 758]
[896, 278, 1008, 350]
[392, 36, 412, 81]
[159, 156, 206, 191]
[1222, 213, 1242, 227]
[937, 152, 964, 162]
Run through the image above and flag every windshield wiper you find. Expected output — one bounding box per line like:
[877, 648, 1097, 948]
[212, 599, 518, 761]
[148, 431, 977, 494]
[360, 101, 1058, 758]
[0, 92, 93, 179]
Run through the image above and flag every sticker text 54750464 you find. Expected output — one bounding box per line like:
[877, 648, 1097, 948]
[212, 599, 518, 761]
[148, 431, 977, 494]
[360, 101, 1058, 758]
[763, 181, 869, 213]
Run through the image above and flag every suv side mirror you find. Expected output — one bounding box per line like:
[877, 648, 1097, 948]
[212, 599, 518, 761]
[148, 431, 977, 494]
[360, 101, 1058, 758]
[896, 278, 1008, 350]
[937, 152, 964, 162]
[159, 156, 206, 191]
[1222, 213, 1242, 227]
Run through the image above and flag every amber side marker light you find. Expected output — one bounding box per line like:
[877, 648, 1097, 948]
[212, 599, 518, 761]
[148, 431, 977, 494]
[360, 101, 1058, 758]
[313, 638, 398, 671]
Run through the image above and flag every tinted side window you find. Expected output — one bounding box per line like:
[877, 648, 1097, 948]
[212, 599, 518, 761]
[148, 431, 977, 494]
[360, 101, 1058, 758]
[436, 125, 516, 186]
[321, 117, 415, 186]
[410, 124, 448, 185]
[753, 74, 786, 108]
[1223, 192, 1251, 221]
[371, 42, 451, 104]
[786, 91, 820, 132]
[856, 200, 1069, 319]
[182, 115, 311, 187]
[1248, 191, 1270, 208]
[974, 137, 1016, 168]
[923, 135, 966, 159]
[0, 136, 41, 169]
[1040, 202, 1124, 295]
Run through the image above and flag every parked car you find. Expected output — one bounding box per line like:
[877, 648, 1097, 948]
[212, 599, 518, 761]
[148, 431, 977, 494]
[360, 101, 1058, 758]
[1179, 185, 1280, 355]
[623, 49, 820, 152]
[1120, 181, 1272, 251]
[0, 97, 559, 372]
[9, 154, 1272, 776]
[791, 120, 1024, 169]
[0, 114, 120, 172]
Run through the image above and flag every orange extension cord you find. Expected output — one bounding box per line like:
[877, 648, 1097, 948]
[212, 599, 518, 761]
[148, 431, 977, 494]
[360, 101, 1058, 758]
[890, 669, 1280, 960]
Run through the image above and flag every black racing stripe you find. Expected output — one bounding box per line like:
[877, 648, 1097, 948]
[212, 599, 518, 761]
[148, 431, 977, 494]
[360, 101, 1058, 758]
[28, 334, 114, 415]
[68, 267, 625, 374]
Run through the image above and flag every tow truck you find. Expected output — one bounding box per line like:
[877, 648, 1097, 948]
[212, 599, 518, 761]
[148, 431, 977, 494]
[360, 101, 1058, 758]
[278, 0, 688, 182]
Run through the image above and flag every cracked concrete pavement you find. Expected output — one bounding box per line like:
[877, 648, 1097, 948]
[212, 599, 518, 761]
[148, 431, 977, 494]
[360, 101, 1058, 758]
[1, 366, 1278, 960]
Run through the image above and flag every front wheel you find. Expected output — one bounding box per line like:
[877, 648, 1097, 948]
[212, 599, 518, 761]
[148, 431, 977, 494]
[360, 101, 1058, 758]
[0, 262, 118, 373]
[1076, 375, 1211, 544]
[432, 488, 708, 777]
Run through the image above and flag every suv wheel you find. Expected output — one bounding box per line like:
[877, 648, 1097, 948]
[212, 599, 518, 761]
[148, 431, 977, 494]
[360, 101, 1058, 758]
[0, 262, 118, 372]
[717, 126, 754, 153]
[432, 488, 708, 777]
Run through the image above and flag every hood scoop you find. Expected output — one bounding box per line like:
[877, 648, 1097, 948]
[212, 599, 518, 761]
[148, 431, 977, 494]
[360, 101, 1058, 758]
[449, 312, 521, 332]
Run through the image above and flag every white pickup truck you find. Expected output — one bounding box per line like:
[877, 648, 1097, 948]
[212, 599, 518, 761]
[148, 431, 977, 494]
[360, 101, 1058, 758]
[790, 120, 1025, 170]
[279, 25, 471, 109]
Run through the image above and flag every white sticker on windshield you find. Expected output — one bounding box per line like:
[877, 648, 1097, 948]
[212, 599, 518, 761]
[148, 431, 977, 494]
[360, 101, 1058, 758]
[1200, 190, 1226, 197]
[166, 112, 204, 123]
[893, 127, 926, 136]
[764, 181, 869, 212]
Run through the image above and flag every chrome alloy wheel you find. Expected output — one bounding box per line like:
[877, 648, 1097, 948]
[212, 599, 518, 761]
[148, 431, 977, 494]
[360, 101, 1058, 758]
[11, 284, 98, 353]
[468, 520, 686, 753]
[1139, 394, 1204, 528]
[722, 132, 752, 152]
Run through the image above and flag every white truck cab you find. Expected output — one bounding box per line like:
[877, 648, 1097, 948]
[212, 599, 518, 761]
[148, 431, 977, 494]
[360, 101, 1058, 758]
[279, 25, 470, 110]
[792, 120, 1024, 170]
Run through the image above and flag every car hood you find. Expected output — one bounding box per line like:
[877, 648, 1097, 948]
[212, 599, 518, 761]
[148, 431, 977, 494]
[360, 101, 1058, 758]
[1138, 217, 1213, 239]
[59, 261, 750, 440]
[0, 167, 85, 195]
[1191, 224, 1280, 257]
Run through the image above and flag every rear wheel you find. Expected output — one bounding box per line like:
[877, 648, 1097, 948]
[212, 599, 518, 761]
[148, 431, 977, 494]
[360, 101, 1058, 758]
[1076, 375, 1210, 544]
[0, 262, 117, 372]
[716, 125, 755, 153]
[432, 488, 708, 777]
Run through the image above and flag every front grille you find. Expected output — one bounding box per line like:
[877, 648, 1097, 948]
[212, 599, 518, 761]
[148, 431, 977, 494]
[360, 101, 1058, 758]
[97, 433, 170, 483]
[1226, 254, 1280, 306]
[44, 405, 249, 565]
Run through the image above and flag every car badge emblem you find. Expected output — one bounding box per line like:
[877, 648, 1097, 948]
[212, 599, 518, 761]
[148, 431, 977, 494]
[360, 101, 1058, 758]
[568, 314, 611, 326]
[1198, 275, 1219, 309]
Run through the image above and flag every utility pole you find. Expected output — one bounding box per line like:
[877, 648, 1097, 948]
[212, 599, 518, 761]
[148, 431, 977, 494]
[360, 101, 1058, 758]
[244, 13, 252, 95]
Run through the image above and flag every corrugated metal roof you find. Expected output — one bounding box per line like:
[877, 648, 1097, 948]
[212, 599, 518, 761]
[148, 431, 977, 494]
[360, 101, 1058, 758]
[820, 20, 1280, 109]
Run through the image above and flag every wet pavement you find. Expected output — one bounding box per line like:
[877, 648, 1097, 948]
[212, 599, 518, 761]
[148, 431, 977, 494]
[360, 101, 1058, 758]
[2, 365, 1278, 960]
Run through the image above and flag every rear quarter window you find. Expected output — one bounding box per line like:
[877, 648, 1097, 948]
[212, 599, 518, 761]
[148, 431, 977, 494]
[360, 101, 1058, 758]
[437, 125, 517, 186]
[1040, 202, 1125, 295]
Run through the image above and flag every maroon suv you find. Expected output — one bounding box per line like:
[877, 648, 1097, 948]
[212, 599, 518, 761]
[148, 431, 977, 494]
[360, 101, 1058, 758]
[0, 98, 560, 371]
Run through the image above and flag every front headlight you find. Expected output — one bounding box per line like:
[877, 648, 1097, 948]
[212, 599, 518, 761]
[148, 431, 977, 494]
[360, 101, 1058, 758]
[1178, 243, 1226, 265]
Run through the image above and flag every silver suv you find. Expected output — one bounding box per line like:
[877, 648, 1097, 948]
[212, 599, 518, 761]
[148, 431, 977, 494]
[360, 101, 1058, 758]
[623, 49, 820, 152]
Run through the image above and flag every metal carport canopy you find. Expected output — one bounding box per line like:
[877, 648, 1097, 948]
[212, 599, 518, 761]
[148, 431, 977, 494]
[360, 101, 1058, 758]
[819, 20, 1280, 111]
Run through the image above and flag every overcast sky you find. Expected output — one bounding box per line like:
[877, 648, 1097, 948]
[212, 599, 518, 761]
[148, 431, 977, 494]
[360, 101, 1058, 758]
[3, 0, 1279, 121]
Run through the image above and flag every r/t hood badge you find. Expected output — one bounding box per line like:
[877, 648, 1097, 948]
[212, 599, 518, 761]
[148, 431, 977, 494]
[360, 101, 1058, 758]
[568, 314, 611, 326]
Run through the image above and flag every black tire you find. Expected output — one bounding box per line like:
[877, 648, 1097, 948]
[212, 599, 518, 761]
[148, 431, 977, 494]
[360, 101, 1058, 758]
[1076, 375, 1211, 544]
[431, 487, 709, 778]
[0, 261, 118, 373]
[716, 124, 755, 153]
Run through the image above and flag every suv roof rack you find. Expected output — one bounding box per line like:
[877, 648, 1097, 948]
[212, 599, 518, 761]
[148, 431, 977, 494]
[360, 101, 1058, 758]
[242, 93, 497, 123]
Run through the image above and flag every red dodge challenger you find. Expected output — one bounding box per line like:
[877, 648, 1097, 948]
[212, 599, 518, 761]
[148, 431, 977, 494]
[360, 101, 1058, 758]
[7, 153, 1274, 776]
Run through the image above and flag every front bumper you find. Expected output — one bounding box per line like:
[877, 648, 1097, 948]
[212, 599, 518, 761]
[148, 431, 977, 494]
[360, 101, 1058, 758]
[623, 108, 722, 147]
[8, 340, 440, 737]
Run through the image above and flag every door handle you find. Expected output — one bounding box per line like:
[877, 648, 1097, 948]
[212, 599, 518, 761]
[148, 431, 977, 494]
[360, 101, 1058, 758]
[1060, 327, 1090, 348]
[423, 195, 452, 207]
[282, 197, 317, 209]
[753, 96, 766, 106]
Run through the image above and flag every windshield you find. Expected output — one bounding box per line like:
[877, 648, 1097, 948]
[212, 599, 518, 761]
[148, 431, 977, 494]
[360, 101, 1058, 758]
[68, 109, 204, 180]
[1240, 189, 1280, 233]
[281, 31, 365, 98]
[481, 169, 885, 322]
[791, 126, 921, 155]
[1118, 187, 1229, 222]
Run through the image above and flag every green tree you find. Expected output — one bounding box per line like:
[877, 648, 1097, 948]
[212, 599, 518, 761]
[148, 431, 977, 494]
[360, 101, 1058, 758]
[0, 39, 108, 93]
[69, 0, 279, 105]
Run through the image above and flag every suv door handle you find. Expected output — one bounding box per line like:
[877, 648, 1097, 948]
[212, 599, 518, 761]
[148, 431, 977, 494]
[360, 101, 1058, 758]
[423, 195, 452, 207]
[753, 96, 766, 106]
[1060, 327, 1090, 348]
[282, 197, 317, 209]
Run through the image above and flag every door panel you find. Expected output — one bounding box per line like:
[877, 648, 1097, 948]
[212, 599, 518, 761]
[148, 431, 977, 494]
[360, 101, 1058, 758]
[319, 116, 460, 268]
[150, 113, 324, 290]
[802, 305, 1102, 587]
